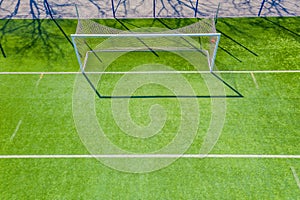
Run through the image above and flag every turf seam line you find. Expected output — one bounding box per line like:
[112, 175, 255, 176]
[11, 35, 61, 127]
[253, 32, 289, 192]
[0, 154, 299, 159]
[290, 166, 300, 190]
[10, 120, 22, 142]
[0, 70, 300, 75]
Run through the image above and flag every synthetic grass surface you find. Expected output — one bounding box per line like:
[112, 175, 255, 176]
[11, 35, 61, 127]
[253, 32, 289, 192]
[0, 17, 299, 199]
[0, 17, 299, 71]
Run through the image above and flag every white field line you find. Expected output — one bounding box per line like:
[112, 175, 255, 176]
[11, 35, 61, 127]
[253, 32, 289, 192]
[0, 70, 300, 75]
[0, 154, 299, 159]
[250, 72, 259, 89]
[290, 166, 300, 190]
[10, 120, 22, 141]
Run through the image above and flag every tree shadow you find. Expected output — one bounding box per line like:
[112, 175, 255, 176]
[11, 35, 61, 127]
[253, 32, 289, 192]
[44, 0, 73, 47]
[87, 0, 106, 17]
[230, 0, 257, 16]
[0, 0, 21, 58]
[258, 0, 299, 17]
[0, 0, 76, 64]
[0, 0, 109, 63]
[111, 0, 211, 18]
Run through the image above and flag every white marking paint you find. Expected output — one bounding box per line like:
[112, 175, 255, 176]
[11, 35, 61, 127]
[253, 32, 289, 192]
[34, 73, 44, 89]
[0, 70, 300, 75]
[0, 154, 299, 159]
[250, 72, 259, 89]
[10, 120, 22, 141]
[290, 166, 300, 190]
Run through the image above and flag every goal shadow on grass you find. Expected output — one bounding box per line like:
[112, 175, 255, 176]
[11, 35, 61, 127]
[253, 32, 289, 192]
[82, 71, 243, 99]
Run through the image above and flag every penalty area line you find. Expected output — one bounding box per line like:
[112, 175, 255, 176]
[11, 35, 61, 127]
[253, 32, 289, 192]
[0, 154, 300, 159]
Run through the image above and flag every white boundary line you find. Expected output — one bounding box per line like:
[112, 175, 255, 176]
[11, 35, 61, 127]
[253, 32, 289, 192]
[0, 154, 299, 159]
[290, 166, 300, 190]
[0, 70, 300, 75]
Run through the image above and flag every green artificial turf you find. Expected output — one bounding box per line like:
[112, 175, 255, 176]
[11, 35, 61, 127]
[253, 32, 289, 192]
[0, 17, 299, 199]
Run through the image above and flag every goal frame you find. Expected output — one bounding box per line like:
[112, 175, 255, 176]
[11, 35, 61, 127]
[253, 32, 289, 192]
[71, 32, 221, 73]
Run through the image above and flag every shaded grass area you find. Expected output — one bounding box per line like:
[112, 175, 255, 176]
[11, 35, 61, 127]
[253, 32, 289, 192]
[0, 19, 78, 71]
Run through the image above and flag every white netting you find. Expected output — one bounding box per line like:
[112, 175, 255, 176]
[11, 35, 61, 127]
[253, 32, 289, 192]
[72, 18, 219, 72]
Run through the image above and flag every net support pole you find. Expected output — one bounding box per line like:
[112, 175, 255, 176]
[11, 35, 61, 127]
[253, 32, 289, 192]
[75, 4, 80, 21]
[215, 3, 221, 24]
[194, 0, 199, 17]
[153, 0, 156, 18]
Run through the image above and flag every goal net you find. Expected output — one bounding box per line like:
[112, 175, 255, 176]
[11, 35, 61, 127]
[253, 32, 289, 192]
[71, 18, 220, 97]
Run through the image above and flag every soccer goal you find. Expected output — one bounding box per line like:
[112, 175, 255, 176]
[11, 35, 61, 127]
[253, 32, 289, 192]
[71, 17, 220, 98]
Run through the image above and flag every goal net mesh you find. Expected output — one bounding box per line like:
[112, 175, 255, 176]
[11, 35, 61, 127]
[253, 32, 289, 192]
[72, 18, 219, 73]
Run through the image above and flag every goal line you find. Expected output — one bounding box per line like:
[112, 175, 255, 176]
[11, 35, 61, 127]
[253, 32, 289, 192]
[0, 70, 300, 75]
[0, 154, 299, 159]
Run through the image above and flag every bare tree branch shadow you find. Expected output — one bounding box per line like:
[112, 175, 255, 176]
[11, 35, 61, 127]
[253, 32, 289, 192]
[0, 0, 21, 58]
[0, 0, 70, 67]
[259, 0, 299, 17]
[44, 0, 73, 47]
